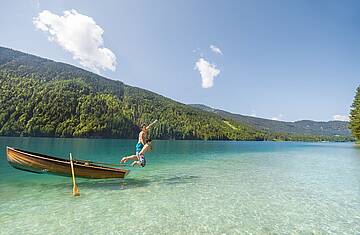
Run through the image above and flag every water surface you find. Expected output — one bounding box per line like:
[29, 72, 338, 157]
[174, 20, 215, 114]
[1, 137, 360, 234]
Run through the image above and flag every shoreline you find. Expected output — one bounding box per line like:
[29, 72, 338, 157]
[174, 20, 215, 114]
[0, 135, 355, 143]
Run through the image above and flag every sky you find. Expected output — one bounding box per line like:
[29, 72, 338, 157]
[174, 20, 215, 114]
[0, 0, 359, 121]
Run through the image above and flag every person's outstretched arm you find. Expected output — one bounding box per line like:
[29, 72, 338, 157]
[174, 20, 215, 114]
[146, 120, 158, 130]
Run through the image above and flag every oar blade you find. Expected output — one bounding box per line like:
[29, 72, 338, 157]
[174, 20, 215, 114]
[73, 184, 80, 196]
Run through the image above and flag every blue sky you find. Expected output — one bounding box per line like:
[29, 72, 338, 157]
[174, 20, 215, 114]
[0, 0, 359, 121]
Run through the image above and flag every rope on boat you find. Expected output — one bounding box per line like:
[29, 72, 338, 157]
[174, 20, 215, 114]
[74, 159, 127, 168]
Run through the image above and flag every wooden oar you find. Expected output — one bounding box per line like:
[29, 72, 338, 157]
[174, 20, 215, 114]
[69, 153, 80, 197]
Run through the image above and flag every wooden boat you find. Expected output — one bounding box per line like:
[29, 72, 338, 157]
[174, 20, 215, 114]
[6, 147, 129, 179]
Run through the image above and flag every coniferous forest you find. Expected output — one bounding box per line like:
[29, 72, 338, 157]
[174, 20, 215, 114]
[0, 47, 354, 141]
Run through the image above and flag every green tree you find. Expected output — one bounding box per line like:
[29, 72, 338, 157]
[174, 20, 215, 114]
[350, 86, 360, 140]
[0, 46, 353, 142]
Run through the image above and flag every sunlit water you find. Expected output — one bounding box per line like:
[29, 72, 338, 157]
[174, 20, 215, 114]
[0, 137, 360, 234]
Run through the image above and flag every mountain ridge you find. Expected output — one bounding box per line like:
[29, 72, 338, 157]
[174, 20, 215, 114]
[0, 46, 265, 140]
[0, 46, 352, 141]
[189, 104, 351, 137]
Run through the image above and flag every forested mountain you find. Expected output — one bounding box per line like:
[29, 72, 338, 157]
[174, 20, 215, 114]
[0, 47, 267, 140]
[0, 46, 352, 141]
[350, 86, 360, 141]
[190, 104, 351, 137]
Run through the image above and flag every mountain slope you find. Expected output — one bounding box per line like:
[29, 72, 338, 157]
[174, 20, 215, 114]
[190, 104, 351, 137]
[0, 46, 266, 140]
[0, 46, 352, 141]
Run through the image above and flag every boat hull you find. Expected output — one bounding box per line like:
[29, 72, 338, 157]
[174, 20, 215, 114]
[6, 147, 129, 179]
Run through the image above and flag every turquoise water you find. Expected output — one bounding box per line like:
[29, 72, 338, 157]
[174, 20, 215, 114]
[1, 137, 360, 234]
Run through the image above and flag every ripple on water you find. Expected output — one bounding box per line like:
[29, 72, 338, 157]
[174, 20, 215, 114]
[1, 139, 360, 234]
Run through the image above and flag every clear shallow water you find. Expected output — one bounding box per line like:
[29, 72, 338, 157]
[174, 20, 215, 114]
[1, 137, 360, 234]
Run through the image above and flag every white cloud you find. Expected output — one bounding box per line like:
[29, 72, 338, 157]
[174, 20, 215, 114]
[333, 114, 349, 121]
[210, 45, 222, 55]
[272, 114, 283, 121]
[33, 9, 116, 74]
[194, 58, 220, 88]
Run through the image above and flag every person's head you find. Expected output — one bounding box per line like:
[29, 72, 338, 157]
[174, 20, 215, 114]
[141, 124, 147, 132]
[146, 138, 152, 150]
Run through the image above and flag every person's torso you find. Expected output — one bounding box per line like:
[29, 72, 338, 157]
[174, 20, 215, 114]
[138, 131, 146, 143]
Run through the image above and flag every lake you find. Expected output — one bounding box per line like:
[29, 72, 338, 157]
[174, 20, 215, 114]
[1, 137, 360, 234]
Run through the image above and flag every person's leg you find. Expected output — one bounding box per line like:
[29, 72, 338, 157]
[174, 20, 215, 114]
[131, 161, 141, 167]
[139, 155, 146, 167]
[120, 155, 138, 163]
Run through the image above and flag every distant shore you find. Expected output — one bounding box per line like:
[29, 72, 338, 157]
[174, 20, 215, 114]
[0, 135, 355, 143]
